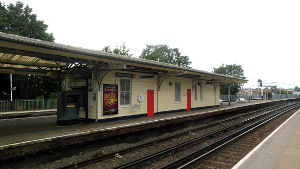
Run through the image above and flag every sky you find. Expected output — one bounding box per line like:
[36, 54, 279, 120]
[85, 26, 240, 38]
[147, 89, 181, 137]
[2, 0, 300, 89]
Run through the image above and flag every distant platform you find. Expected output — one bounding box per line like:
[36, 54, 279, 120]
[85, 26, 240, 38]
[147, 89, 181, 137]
[0, 109, 56, 119]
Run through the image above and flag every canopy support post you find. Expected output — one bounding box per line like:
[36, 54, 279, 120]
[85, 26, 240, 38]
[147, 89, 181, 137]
[10, 73, 13, 111]
[85, 78, 89, 123]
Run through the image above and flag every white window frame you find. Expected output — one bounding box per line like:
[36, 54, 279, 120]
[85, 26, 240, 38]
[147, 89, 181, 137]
[120, 78, 131, 106]
[175, 82, 181, 102]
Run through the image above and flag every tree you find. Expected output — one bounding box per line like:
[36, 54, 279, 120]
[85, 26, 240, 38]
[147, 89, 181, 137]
[139, 44, 191, 67]
[0, 1, 54, 41]
[294, 86, 300, 91]
[0, 73, 58, 100]
[0, 1, 56, 100]
[213, 64, 246, 95]
[102, 43, 133, 57]
[102, 46, 113, 53]
[13, 75, 58, 99]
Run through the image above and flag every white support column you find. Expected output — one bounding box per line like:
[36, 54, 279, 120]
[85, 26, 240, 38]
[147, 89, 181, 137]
[10, 73, 13, 110]
[95, 71, 99, 122]
[10, 73, 13, 101]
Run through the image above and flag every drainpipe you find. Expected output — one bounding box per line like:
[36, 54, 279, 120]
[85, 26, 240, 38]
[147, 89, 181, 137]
[85, 78, 89, 123]
[157, 75, 159, 115]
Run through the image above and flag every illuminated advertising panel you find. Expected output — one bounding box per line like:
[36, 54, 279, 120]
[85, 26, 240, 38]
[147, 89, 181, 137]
[103, 84, 118, 115]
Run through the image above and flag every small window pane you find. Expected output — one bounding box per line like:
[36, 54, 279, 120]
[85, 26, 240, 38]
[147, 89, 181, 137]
[120, 92, 124, 105]
[120, 79, 126, 91]
[125, 79, 130, 91]
[124, 92, 130, 105]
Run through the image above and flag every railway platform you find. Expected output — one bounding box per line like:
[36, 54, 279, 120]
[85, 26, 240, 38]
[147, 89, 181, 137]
[233, 106, 300, 169]
[0, 99, 296, 160]
[0, 109, 56, 119]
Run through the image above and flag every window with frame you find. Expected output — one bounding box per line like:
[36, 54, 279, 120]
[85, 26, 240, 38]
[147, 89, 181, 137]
[120, 79, 131, 105]
[194, 85, 197, 101]
[175, 83, 181, 102]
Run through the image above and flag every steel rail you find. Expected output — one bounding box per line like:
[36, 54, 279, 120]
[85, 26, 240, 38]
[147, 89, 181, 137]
[160, 104, 300, 169]
[115, 103, 300, 169]
[60, 104, 285, 169]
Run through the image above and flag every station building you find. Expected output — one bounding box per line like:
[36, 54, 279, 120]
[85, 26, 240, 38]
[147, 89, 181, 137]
[0, 32, 245, 123]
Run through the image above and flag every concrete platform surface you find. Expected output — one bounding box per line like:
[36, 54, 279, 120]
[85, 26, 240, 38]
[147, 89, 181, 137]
[0, 101, 265, 147]
[233, 108, 300, 169]
[0, 109, 56, 119]
[0, 109, 57, 115]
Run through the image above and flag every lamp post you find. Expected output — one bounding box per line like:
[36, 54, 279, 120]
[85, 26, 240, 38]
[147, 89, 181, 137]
[258, 79, 263, 101]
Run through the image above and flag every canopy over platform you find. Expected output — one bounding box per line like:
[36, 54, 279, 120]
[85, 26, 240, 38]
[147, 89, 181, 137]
[0, 32, 246, 84]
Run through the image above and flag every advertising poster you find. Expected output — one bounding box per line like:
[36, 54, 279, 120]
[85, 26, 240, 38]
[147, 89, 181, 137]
[103, 84, 118, 115]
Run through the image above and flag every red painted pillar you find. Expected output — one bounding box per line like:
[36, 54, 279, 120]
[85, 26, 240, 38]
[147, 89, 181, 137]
[147, 90, 154, 116]
[187, 89, 191, 111]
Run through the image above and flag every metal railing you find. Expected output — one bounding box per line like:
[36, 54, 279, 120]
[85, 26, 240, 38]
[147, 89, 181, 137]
[272, 94, 297, 100]
[0, 99, 57, 112]
[236, 94, 299, 101]
[220, 95, 238, 101]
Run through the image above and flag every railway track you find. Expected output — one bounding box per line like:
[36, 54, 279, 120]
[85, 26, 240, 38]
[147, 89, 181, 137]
[61, 102, 300, 169]
[159, 102, 300, 169]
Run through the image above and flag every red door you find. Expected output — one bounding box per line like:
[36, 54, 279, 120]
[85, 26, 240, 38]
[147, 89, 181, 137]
[147, 90, 154, 116]
[187, 89, 191, 111]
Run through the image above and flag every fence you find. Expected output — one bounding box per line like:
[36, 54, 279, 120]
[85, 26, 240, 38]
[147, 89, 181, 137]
[230, 94, 298, 101]
[0, 98, 57, 112]
[238, 95, 262, 100]
[271, 94, 297, 100]
[220, 95, 238, 101]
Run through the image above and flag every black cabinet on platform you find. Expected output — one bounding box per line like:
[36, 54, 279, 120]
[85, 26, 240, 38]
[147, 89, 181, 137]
[57, 91, 81, 125]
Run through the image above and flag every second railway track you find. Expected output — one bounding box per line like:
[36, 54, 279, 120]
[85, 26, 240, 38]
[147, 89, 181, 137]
[159, 103, 300, 169]
[2, 101, 299, 169]
[65, 101, 300, 169]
